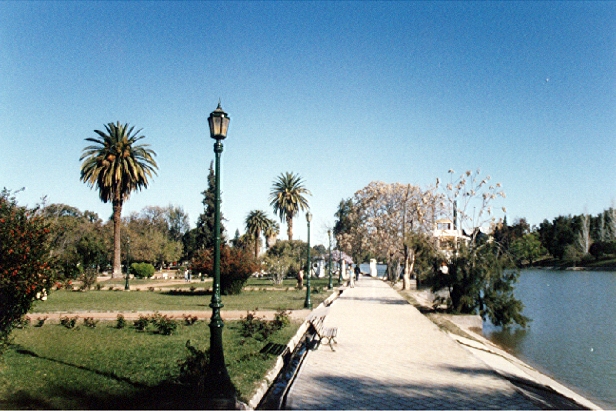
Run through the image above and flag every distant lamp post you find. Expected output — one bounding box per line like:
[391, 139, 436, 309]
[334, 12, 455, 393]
[206, 102, 235, 406]
[124, 236, 130, 291]
[327, 230, 333, 290]
[304, 211, 313, 309]
[338, 251, 343, 285]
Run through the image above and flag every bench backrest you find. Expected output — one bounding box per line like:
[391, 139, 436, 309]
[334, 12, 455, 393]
[309, 316, 325, 334]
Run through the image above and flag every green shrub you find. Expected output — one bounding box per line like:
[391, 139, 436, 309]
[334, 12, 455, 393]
[60, 316, 78, 329]
[79, 268, 98, 291]
[273, 309, 291, 330]
[183, 314, 198, 326]
[131, 262, 156, 279]
[116, 314, 127, 329]
[240, 310, 276, 341]
[83, 317, 99, 328]
[35, 316, 47, 327]
[15, 316, 31, 329]
[134, 314, 151, 331]
[155, 316, 177, 335]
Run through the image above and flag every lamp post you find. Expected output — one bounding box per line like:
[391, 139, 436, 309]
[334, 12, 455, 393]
[206, 102, 235, 405]
[338, 251, 343, 285]
[327, 230, 333, 290]
[304, 211, 313, 309]
[124, 236, 130, 291]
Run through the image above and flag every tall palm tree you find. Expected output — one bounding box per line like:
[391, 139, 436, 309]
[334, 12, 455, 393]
[245, 210, 271, 258]
[269, 172, 311, 241]
[80, 122, 158, 277]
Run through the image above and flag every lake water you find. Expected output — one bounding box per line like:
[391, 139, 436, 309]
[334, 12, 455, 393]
[483, 269, 616, 409]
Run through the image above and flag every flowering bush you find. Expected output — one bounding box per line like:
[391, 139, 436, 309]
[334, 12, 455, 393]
[1, 190, 55, 353]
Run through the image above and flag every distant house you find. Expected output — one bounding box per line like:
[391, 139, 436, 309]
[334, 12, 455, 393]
[432, 218, 469, 257]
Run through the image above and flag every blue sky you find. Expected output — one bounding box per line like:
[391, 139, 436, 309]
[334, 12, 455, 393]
[1, 1, 614, 245]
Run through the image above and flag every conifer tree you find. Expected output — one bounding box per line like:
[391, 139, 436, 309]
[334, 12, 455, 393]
[195, 161, 225, 249]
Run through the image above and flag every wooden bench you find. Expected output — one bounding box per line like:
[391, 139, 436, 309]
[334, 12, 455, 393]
[308, 315, 338, 351]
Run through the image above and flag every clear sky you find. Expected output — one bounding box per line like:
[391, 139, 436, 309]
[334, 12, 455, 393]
[1, 1, 614, 246]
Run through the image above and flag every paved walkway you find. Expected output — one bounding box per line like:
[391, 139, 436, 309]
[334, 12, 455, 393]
[284, 276, 541, 410]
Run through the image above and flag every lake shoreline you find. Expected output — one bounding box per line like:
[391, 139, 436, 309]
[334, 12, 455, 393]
[402, 285, 605, 410]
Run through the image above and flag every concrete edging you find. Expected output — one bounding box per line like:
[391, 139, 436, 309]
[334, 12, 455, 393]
[243, 287, 343, 410]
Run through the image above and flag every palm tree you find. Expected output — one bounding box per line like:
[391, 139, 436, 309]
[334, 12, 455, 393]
[269, 172, 311, 241]
[264, 220, 280, 249]
[245, 210, 271, 258]
[80, 122, 158, 277]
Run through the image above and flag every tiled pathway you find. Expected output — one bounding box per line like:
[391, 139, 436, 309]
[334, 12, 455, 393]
[285, 276, 540, 410]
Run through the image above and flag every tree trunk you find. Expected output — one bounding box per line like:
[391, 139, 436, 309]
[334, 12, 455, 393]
[254, 230, 261, 259]
[286, 215, 293, 241]
[402, 249, 415, 290]
[112, 198, 123, 278]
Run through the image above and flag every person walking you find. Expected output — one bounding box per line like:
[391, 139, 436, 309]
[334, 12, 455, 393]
[297, 269, 304, 289]
[354, 263, 361, 282]
[348, 263, 355, 288]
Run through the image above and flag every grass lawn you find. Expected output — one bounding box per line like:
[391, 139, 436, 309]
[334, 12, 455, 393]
[1, 279, 337, 408]
[31, 286, 331, 313]
[0, 319, 300, 409]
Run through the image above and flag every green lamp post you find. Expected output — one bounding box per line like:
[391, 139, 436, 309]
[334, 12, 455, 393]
[338, 251, 343, 285]
[206, 102, 235, 406]
[124, 236, 130, 291]
[327, 229, 333, 290]
[304, 211, 313, 309]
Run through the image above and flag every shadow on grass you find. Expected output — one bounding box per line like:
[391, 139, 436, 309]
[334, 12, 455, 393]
[11, 349, 204, 409]
[5, 380, 203, 410]
[162, 289, 212, 296]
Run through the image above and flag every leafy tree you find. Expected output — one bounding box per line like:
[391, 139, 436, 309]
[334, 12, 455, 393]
[166, 205, 190, 242]
[510, 233, 545, 266]
[124, 209, 183, 267]
[333, 198, 354, 239]
[563, 244, 583, 267]
[1, 190, 55, 353]
[80, 122, 158, 277]
[43, 204, 108, 277]
[269, 172, 311, 240]
[265, 240, 308, 278]
[538, 215, 576, 260]
[589, 240, 616, 260]
[245, 210, 273, 258]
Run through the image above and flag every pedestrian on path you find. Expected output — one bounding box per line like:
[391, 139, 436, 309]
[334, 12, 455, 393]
[354, 264, 361, 282]
[297, 269, 304, 289]
[348, 263, 355, 288]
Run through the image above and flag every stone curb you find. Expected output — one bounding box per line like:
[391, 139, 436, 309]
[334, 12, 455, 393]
[243, 287, 344, 410]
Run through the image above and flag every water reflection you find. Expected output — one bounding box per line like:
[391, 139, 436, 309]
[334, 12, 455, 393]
[483, 325, 528, 356]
